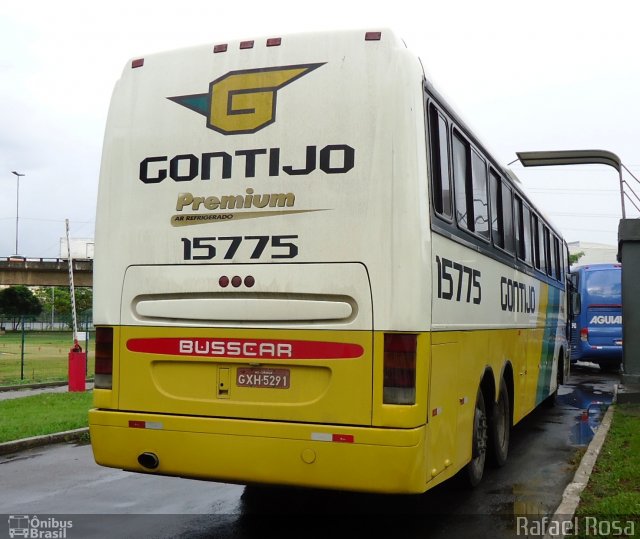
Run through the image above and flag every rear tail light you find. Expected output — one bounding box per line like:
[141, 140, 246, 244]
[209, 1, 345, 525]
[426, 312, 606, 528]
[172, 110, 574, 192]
[383, 334, 417, 404]
[95, 327, 114, 389]
[580, 328, 589, 343]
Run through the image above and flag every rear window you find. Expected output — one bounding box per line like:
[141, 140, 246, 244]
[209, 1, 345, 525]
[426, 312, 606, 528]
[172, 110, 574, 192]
[585, 270, 621, 303]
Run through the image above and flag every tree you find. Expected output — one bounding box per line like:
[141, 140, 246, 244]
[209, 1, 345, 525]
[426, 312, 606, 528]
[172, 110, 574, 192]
[569, 251, 585, 266]
[0, 286, 43, 330]
[34, 286, 93, 329]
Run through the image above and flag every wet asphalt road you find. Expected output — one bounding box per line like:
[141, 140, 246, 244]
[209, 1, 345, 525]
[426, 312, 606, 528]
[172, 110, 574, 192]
[0, 363, 618, 539]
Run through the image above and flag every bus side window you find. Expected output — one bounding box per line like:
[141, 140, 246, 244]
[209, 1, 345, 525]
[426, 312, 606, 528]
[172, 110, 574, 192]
[451, 129, 489, 242]
[471, 149, 489, 240]
[532, 214, 542, 271]
[428, 104, 452, 219]
[452, 131, 470, 230]
[544, 226, 552, 276]
[514, 197, 524, 261]
[490, 169, 502, 247]
[502, 182, 515, 254]
[538, 220, 547, 274]
[553, 236, 561, 280]
[516, 197, 533, 266]
[550, 234, 558, 279]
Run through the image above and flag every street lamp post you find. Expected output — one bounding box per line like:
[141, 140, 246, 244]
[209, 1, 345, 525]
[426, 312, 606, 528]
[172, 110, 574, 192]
[10, 171, 25, 256]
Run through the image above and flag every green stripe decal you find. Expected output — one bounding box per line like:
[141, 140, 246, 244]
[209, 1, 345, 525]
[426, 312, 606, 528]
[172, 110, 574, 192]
[536, 285, 561, 404]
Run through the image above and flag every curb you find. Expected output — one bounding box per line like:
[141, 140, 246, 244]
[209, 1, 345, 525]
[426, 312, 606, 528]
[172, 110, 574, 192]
[543, 385, 618, 539]
[0, 380, 94, 392]
[0, 428, 90, 456]
[0, 381, 69, 392]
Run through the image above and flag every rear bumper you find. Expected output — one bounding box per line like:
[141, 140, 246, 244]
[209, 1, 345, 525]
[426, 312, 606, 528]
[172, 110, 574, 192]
[89, 409, 428, 494]
[570, 344, 622, 363]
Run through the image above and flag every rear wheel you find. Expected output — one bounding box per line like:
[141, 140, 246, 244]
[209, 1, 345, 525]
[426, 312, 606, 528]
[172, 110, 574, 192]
[466, 388, 487, 487]
[488, 378, 510, 467]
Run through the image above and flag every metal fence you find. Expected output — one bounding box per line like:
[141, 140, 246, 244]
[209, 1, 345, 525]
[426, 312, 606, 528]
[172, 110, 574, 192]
[0, 329, 94, 386]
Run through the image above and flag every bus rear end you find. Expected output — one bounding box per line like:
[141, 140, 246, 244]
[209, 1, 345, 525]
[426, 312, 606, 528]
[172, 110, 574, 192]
[89, 30, 433, 494]
[569, 264, 622, 371]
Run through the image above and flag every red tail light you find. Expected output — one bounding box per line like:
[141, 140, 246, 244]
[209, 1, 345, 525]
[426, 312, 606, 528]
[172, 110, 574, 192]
[95, 327, 114, 389]
[580, 328, 589, 342]
[383, 334, 417, 404]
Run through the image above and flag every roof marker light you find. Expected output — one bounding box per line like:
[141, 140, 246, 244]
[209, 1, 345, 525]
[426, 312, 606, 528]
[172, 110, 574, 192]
[131, 58, 144, 68]
[365, 31, 382, 41]
[266, 37, 282, 47]
[240, 40, 254, 50]
[213, 44, 228, 53]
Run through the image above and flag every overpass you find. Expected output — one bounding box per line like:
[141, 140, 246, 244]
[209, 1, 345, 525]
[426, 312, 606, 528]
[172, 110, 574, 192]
[0, 258, 93, 287]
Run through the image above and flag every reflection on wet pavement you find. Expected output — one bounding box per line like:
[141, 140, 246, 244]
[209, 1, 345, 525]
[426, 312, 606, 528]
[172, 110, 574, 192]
[557, 366, 614, 446]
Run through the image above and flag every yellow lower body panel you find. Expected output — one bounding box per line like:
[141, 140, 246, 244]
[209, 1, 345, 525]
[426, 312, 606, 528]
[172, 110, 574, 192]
[89, 409, 428, 494]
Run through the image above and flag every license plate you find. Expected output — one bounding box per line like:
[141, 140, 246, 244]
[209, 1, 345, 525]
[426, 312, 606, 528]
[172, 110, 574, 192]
[236, 368, 290, 389]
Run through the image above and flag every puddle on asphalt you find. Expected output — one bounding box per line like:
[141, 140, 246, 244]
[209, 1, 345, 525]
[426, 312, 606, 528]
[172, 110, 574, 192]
[569, 403, 608, 445]
[556, 382, 612, 446]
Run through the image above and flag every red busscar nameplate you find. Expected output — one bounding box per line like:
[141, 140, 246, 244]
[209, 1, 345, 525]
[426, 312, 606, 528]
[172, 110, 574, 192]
[126, 338, 364, 360]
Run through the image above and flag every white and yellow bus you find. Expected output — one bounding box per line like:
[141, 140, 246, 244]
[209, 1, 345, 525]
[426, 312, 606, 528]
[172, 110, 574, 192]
[90, 29, 569, 494]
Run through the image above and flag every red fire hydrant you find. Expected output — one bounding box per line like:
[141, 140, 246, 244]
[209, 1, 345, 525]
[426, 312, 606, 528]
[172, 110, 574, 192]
[68, 340, 86, 392]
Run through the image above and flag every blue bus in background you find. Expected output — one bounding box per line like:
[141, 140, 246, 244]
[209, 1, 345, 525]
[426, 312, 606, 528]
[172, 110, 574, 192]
[569, 263, 622, 372]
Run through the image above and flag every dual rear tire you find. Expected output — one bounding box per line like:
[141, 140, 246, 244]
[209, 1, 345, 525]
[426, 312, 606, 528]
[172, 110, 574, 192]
[465, 378, 510, 487]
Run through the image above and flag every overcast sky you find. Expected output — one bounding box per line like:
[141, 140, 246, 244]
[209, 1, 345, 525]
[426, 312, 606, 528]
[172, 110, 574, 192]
[1, 0, 638, 258]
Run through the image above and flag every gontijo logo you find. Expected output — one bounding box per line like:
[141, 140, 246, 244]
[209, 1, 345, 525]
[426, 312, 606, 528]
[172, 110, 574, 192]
[168, 63, 325, 135]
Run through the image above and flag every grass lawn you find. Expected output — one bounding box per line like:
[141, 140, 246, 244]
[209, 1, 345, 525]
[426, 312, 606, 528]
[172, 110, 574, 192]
[569, 403, 640, 538]
[0, 391, 93, 443]
[0, 331, 94, 386]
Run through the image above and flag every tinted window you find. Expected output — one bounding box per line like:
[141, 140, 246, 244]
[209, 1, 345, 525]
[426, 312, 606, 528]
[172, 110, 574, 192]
[490, 170, 502, 247]
[428, 105, 452, 218]
[515, 197, 533, 264]
[523, 206, 533, 265]
[532, 215, 545, 272]
[452, 132, 469, 229]
[502, 183, 515, 253]
[553, 237, 561, 280]
[544, 227, 552, 275]
[514, 198, 523, 258]
[585, 269, 621, 303]
[471, 150, 489, 239]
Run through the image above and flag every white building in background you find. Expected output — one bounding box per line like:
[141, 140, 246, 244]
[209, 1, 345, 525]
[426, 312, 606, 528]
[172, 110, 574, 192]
[59, 238, 94, 259]
[568, 241, 618, 267]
